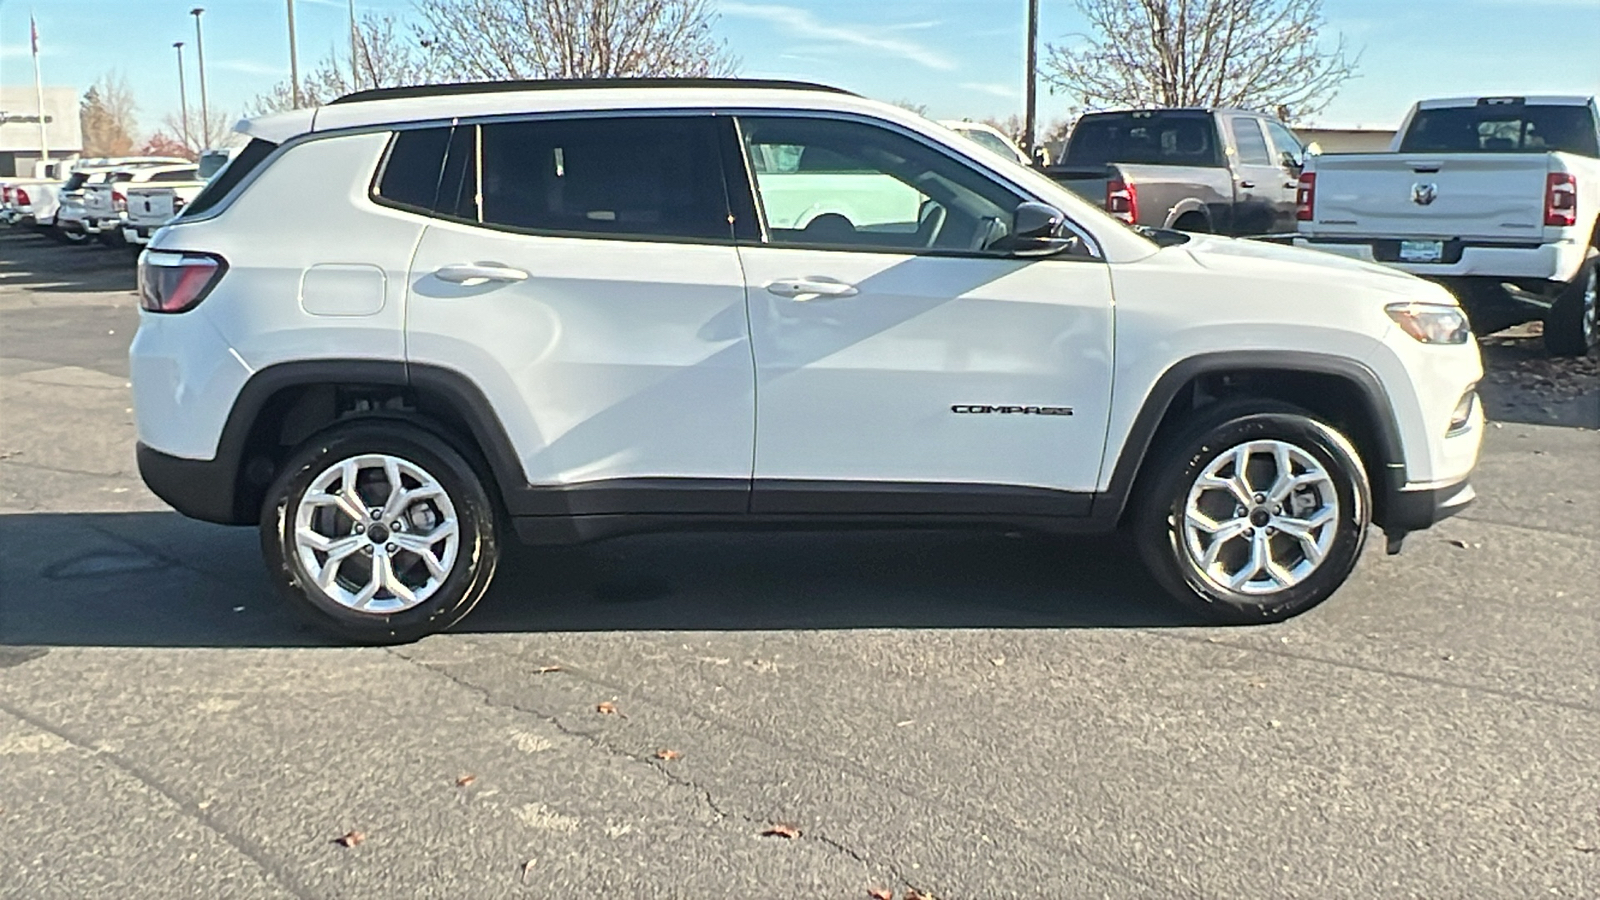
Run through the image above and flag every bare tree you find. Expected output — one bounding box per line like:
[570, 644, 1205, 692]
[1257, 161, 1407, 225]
[80, 72, 140, 157]
[1044, 0, 1357, 121]
[250, 12, 437, 115]
[413, 0, 737, 81]
[890, 99, 930, 117]
[161, 109, 237, 156]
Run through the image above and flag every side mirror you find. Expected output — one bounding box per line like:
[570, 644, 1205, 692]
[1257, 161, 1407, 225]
[1305, 141, 1323, 157]
[1280, 151, 1303, 172]
[1007, 201, 1076, 257]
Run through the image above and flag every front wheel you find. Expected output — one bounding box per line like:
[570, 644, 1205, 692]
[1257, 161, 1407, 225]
[261, 421, 500, 644]
[1134, 403, 1371, 624]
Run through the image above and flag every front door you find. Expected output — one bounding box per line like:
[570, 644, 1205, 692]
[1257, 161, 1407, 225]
[403, 115, 755, 513]
[1227, 116, 1287, 236]
[732, 115, 1115, 515]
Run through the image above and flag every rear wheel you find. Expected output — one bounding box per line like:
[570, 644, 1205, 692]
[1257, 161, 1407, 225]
[260, 421, 500, 644]
[1171, 212, 1210, 234]
[1544, 254, 1598, 357]
[1134, 402, 1371, 624]
[51, 226, 89, 245]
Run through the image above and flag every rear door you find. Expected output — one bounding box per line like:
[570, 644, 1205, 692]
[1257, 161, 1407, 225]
[402, 115, 756, 512]
[1225, 116, 1284, 235]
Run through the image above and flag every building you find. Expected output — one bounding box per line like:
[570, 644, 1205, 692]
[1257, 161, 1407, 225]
[0, 85, 82, 176]
[1296, 127, 1398, 154]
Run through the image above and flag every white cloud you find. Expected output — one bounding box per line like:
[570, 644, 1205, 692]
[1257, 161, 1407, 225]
[721, 3, 956, 71]
[212, 59, 289, 77]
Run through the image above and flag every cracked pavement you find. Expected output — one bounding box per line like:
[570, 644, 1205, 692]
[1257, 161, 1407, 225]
[1, 228, 1598, 898]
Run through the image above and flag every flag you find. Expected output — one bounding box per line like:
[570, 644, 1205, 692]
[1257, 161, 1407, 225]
[30, 13, 39, 56]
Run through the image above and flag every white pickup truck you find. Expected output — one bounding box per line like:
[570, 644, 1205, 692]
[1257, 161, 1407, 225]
[82, 163, 199, 247]
[1296, 96, 1600, 355]
[122, 178, 209, 247]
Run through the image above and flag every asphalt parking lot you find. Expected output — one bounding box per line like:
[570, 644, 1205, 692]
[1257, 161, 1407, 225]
[1, 227, 1596, 899]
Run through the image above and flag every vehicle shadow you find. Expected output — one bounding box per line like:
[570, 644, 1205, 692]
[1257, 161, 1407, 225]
[1477, 327, 1599, 430]
[0, 511, 1202, 650]
[0, 228, 138, 295]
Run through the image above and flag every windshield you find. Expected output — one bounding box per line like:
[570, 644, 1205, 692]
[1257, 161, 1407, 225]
[959, 129, 1020, 161]
[1065, 112, 1223, 168]
[1399, 104, 1599, 156]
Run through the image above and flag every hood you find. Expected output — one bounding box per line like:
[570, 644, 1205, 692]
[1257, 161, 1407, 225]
[1179, 233, 1440, 299]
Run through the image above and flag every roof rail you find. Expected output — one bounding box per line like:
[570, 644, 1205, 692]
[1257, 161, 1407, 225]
[331, 77, 853, 106]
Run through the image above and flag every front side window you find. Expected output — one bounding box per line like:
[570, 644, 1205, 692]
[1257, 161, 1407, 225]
[738, 115, 1023, 253]
[477, 115, 731, 241]
[1230, 118, 1273, 166]
[1264, 121, 1305, 168]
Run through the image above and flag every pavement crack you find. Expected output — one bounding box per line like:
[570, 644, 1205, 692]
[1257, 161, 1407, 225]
[383, 647, 929, 893]
[0, 698, 319, 900]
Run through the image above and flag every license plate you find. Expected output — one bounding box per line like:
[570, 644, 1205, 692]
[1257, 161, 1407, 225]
[1398, 240, 1444, 263]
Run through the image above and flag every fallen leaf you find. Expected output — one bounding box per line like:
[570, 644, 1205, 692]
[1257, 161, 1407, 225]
[761, 823, 801, 839]
[868, 889, 893, 900]
[455, 774, 477, 788]
[654, 749, 681, 760]
[904, 890, 935, 900]
[536, 665, 562, 674]
[596, 701, 619, 715]
[1447, 539, 1470, 549]
[1575, 845, 1599, 854]
[334, 830, 365, 847]
[519, 858, 537, 883]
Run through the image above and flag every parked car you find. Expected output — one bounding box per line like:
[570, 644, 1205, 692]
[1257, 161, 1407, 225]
[1046, 108, 1308, 236]
[123, 175, 212, 248]
[1296, 95, 1600, 356]
[132, 78, 1482, 642]
[0, 158, 74, 226]
[53, 159, 191, 245]
[83, 163, 199, 246]
[939, 120, 1033, 167]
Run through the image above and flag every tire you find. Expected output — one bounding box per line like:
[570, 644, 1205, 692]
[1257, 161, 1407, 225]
[1133, 401, 1371, 624]
[52, 226, 89, 245]
[1544, 253, 1598, 357]
[1171, 212, 1210, 234]
[1449, 280, 1527, 337]
[260, 420, 500, 644]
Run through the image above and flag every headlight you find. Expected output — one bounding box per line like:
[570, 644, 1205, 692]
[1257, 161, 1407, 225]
[1386, 303, 1471, 344]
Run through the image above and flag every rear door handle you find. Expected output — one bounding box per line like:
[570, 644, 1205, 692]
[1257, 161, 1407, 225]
[434, 263, 529, 285]
[765, 278, 859, 300]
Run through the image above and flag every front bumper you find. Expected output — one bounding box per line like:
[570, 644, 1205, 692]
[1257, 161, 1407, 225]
[1383, 476, 1477, 533]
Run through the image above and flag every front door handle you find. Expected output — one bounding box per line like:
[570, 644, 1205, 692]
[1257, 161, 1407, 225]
[434, 263, 529, 285]
[1238, 180, 1256, 189]
[765, 278, 859, 300]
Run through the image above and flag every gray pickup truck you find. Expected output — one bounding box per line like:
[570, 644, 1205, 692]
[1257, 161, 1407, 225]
[1046, 108, 1308, 236]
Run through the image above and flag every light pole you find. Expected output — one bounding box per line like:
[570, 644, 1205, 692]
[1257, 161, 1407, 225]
[286, 0, 301, 108]
[1024, 0, 1039, 163]
[190, 8, 210, 148]
[174, 41, 192, 154]
[349, 0, 359, 91]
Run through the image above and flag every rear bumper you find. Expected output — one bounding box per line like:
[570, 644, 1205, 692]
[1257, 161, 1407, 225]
[137, 442, 241, 525]
[122, 226, 151, 245]
[1294, 237, 1585, 283]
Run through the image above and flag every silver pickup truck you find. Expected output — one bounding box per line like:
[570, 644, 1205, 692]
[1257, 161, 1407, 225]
[1046, 108, 1308, 237]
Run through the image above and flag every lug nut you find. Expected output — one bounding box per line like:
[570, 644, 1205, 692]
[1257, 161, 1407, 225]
[386, 543, 398, 554]
[391, 521, 405, 532]
[1266, 526, 1277, 535]
[353, 523, 365, 534]
[1254, 493, 1266, 503]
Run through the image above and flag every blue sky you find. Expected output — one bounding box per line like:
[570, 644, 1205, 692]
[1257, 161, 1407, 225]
[2, 0, 1598, 140]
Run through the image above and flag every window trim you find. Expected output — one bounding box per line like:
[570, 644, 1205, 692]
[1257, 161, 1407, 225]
[726, 109, 1104, 262]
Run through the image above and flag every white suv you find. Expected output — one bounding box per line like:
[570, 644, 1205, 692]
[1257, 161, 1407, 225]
[131, 79, 1485, 643]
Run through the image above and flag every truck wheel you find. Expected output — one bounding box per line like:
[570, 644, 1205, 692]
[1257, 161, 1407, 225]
[51, 226, 88, 245]
[1133, 401, 1371, 624]
[1171, 212, 1210, 234]
[1449, 280, 1525, 337]
[1544, 255, 1598, 357]
[260, 421, 500, 644]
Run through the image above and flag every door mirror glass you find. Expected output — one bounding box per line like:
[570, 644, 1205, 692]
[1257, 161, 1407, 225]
[1006, 201, 1076, 257]
[1280, 150, 1303, 172]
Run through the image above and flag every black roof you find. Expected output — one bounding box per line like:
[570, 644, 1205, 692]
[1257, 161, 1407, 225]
[331, 77, 852, 106]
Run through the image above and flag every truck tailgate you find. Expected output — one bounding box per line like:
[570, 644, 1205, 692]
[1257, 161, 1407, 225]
[1308, 153, 1549, 240]
[126, 187, 179, 227]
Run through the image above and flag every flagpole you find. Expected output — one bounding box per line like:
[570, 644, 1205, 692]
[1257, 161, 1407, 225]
[30, 12, 50, 163]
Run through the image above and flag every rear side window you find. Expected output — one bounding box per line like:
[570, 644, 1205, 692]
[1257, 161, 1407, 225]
[1399, 103, 1600, 156]
[150, 169, 199, 183]
[1230, 118, 1272, 165]
[182, 138, 278, 218]
[374, 127, 453, 212]
[477, 115, 731, 240]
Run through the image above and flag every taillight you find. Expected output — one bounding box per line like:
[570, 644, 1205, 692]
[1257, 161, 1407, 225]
[1296, 173, 1317, 221]
[1545, 173, 1577, 227]
[137, 251, 226, 314]
[15, 188, 30, 207]
[1, 186, 11, 203]
[172, 196, 186, 213]
[1106, 176, 1138, 225]
[112, 190, 127, 213]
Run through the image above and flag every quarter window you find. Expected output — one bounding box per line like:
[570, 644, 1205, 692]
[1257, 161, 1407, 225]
[374, 126, 453, 213]
[738, 116, 1023, 253]
[1230, 118, 1273, 166]
[476, 116, 731, 240]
